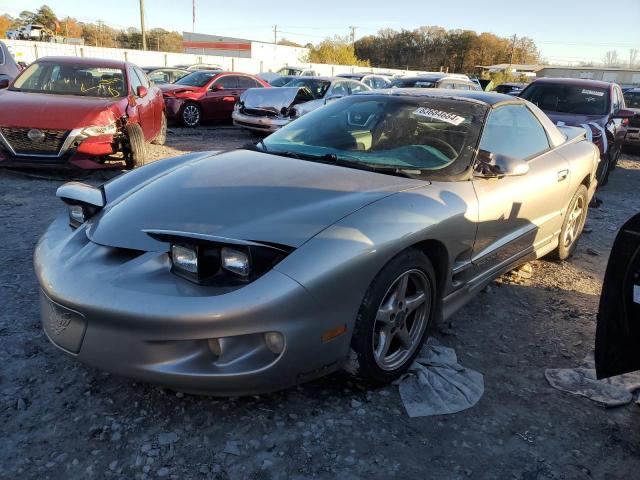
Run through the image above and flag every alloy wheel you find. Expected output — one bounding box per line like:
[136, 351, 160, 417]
[372, 269, 431, 371]
[182, 105, 200, 126]
[563, 195, 585, 249]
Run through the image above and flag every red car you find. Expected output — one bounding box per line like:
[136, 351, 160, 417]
[0, 56, 165, 169]
[520, 78, 635, 185]
[161, 71, 270, 127]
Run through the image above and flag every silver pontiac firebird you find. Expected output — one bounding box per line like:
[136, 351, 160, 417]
[34, 90, 599, 395]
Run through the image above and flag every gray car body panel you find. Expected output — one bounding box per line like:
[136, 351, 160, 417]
[0, 41, 20, 81]
[34, 92, 599, 395]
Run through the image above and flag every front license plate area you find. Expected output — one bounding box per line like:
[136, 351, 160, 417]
[41, 292, 87, 354]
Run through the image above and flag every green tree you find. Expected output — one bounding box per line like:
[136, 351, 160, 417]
[303, 36, 369, 66]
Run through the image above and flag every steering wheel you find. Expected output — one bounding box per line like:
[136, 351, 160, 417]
[422, 137, 458, 160]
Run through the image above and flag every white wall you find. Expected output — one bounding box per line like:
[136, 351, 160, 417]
[5, 39, 414, 77]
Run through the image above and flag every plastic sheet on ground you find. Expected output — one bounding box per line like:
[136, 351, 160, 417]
[397, 340, 484, 418]
[545, 353, 640, 407]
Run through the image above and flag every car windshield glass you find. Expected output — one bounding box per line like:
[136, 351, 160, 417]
[175, 71, 218, 87]
[520, 83, 609, 115]
[624, 91, 640, 108]
[270, 76, 292, 87]
[391, 79, 434, 89]
[11, 63, 126, 97]
[263, 95, 487, 179]
[278, 67, 302, 76]
[282, 78, 331, 99]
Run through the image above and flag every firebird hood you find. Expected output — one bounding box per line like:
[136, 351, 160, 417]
[240, 87, 311, 114]
[544, 111, 608, 128]
[88, 150, 423, 251]
[0, 91, 123, 129]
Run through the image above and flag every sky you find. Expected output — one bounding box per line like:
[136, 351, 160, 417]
[1, 0, 639, 65]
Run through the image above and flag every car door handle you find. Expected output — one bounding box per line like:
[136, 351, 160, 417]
[557, 169, 569, 182]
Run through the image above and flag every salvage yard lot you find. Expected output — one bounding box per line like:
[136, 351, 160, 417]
[1, 127, 640, 479]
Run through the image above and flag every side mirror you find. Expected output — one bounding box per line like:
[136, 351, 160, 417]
[614, 108, 636, 119]
[136, 85, 148, 97]
[475, 150, 529, 178]
[211, 84, 223, 91]
[0, 78, 9, 89]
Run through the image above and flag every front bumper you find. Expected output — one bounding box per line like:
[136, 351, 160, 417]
[624, 127, 640, 145]
[164, 97, 185, 121]
[232, 111, 292, 133]
[0, 130, 120, 169]
[34, 215, 349, 395]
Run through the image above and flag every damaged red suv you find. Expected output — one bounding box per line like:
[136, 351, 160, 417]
[0, 56, 165, 169]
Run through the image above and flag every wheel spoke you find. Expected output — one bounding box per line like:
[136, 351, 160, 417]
[405, 292, 426, 314]
[375, 328, 393, 360]
[375, 305, 394, 325]
[396, 274, 409, 304]
[396, 326, 412, 349]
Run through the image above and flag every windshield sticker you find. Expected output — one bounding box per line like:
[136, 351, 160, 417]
[581, 89, 604, 97]
[413, 107, 465, 125]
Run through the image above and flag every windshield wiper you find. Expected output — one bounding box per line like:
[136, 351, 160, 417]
[271, 149, 419, 178]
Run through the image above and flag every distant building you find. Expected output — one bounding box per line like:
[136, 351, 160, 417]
[476, 63, 640, 87]
[536, 66, 640, 88]
[475, 64, 543, 77]
[183, 32, 252, 58]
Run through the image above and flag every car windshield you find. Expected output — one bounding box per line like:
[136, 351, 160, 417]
[283, 78, 331, 99]
[11, 63, 126, 97]
[269, 76, 293, 87]
[520, 83, 609, 115]
[262, 95, 487, 179]
[175, 71, 218, 87]
[624, 91, 640, 108]
[278, 67, 302, 76]
[391, 79, 435, 89]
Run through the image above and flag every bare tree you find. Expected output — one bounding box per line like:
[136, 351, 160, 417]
[603, 50, 620, 67]
[630, 48, 639, 68]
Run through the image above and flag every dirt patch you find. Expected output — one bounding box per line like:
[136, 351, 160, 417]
[1, 129, 639, 480]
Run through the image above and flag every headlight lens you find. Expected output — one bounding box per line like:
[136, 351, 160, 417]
[221, 247, 250, 277]
[81, 123, 118, 137]
[171, 245, 198, 273]
[166, 240, 291, 286]
[67, 203, 100, 228]
[69, 205, 85, 225]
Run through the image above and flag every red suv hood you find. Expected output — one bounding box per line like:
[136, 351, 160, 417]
[0, 90, 125, 130]
[543, 111, 608, 128]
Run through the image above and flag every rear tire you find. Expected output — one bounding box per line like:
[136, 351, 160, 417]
[351, 249, 436, 386]
[124, 123, 147, 170]
[151, 112, 167, 145]
[181, 102, 201, 127]
[549, 185, 589, 260]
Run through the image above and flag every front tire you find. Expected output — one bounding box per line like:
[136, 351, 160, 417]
[550, 185, 589, 260]
[351, 249, 436, 385]
[181, 102, 201, 127]
[124, 123, 147, 169]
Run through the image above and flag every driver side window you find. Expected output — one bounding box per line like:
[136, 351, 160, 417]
[330, 82, 348, 97]
[128, 67, 143, 95]
[213, 75, 238, 89]
[479, 105, 550, 160]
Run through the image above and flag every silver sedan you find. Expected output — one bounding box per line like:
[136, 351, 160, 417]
[35, 90, 599, 395]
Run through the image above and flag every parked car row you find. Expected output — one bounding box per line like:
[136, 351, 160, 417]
[0, 52, 637, 175]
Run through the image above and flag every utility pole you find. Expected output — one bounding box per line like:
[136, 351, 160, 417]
[273, 25, 278, 45]
[192, 0, 195, 33]
[509, 34, 517, 66]
[139, 0, 147, 50]
[349, 26, 357, 46]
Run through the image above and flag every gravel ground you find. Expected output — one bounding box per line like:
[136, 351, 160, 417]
[1, 128, 640, 480]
